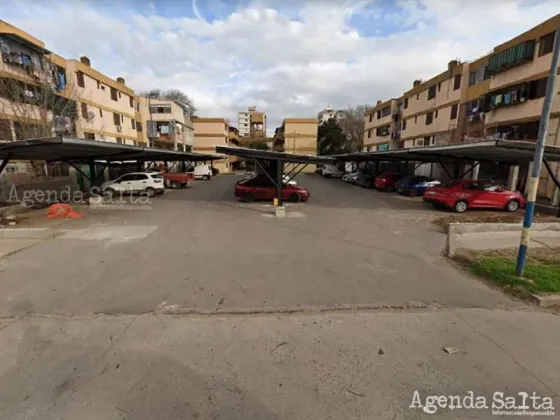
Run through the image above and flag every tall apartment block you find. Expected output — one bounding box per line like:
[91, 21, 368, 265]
[363, 13, 560, 203]
[238, 106, 266, 138]
[274, 118, 318, 172]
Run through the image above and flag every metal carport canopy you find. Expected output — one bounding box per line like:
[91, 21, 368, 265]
[215, 145, 335, 165]
[0, 137, 224, 162]
[333, 140, 560, 164]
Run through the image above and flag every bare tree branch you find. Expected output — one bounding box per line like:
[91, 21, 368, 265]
[337, 104, 370, 153]
[138, 88, 196, 116]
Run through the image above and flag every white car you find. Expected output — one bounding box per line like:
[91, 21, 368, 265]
[321, 164, 344, 178]
[101, 172, 165, 197]
[192, 165, 213, 180]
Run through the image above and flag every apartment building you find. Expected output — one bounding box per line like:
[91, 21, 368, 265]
[138, 97, 194, 151]
[238, 106, 266, 138]
[192, 117, 231, 173]
[276, 118, 318, 172]
[68, 56, 144, 146]
[318, 105, 345, 124]
[399, 60, 465, 148]
[363, 99, 399, 151]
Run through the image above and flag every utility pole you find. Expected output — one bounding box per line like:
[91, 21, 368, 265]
[516, 25, 560, 277]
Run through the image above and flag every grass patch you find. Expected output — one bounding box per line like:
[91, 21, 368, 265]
[456, 249, 560, 296]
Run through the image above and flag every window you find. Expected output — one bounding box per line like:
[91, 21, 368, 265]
[416, 93, 419, 100]
[367, 129, 372, 138]
[404, 97, 408, 109]
[110, 87, 118, 101]
[538, 31, 555, 57]
[437, 82, 441, 92]
[76, 71, 85, 88]
[118, 91, 121, 99]
[135, 102, 140, 112]
[136, 121, 143, 132]
[149, 104, 172, 114]
[116, 137, 123, 144]
[425, 112, 433, 125]
[131, 119, 136, 130]
[381, 106, 391, 117]
[468, 71, 477, 86]
[450, 103, 458, 120]
[113, 112, 121, 125]
[529, 77, 547, 99]
[453, 74, 461, 90]
[136, 174, 148, 180]
[415, 116, 418, 123]
[97, 81, 100, 89]
[402, 119, 407, 130]
[369, 114, 372, 122]
[428, 85, 436, 100]
[435, 109, 438, 119]
[129, 96, 134, 108]
[377, 110, 381, 119]
[121, 114, 124, 123]
[84, 132, 95, 140]
[81, 102, 88, 119]
[99, 109, 103, 117]
[119, 174, 136, 182]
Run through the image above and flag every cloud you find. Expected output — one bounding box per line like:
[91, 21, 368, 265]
[2, 0, 558, 133]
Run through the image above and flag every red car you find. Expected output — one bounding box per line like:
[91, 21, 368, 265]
[423, 179, 526, 213]
[375, 173, 402, 191]
[234, 175, 310, 203]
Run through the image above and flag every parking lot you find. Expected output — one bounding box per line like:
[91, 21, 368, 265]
[2, 173, 560, 420]
[0, 173, 514, 318]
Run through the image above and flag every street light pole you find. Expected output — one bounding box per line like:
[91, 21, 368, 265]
[516, 26, 560, 277]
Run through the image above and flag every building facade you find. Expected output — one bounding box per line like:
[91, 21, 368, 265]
[238, 106, 266, 138]
[318, 105, 345, 124]
[363, 99, 399, 151]
[138, 97, 194, 151]
[192, 117, 231, 173]
[362, 13, 560, 203]
[276, 118, 318, 172]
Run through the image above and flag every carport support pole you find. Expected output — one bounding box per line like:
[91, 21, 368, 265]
[0, 153, 12, 176]
[276, 160, 283, 207]
[516, 23, 560, 277]
[88, 160, 96, 189]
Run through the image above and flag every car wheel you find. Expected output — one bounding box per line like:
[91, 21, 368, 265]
[386, 186, 394, 192]
[506, 199, 520, 212]
[409, 189, 417, 197]
[454, 200, 468, 213]
[288, 193, 301, 203]
[145, 187, 156, 198]
[243, 193, 255, 203]
[431, 203, 441, 210]
[171, 181, 181, 189]
[104, 188, 116, 198]
[202, 175, 210, 181]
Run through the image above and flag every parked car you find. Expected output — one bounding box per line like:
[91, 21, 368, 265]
[375, 172, 402, 191]
[343, 171, 360, 183]
[396, 176, 441, 197]
[101, 172, 165, 197]
[423, 179, 526, 213]
[191, 164, 213, 180]
[321, 164, 344, 178]
[355, 171, 377, 189]
[161, 172, 194, 189]
[234, 175, 309, 203]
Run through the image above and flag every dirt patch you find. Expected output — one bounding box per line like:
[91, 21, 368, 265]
[432, 212, 559, 232]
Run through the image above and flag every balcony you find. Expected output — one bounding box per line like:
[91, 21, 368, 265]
[487, 40, 535, 76]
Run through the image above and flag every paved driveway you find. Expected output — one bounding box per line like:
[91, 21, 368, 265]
[0, 174, 513, 317]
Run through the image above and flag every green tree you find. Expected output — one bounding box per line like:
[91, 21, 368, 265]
[318, 118, 350, 155]
[245, 140, 269, 150]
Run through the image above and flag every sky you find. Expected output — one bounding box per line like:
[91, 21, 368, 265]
[2, 0, 559, 134]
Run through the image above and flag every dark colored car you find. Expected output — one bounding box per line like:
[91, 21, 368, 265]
[396, 176, 441, 197]
[234, 175, 310, 203]
[423, 179, 526, 213]
[375, 173, 402, 191]
[355, 171, 377, 189]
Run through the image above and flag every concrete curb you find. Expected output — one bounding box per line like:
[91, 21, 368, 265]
[532, 294, 560, 308]
[0, 228, 54, 240]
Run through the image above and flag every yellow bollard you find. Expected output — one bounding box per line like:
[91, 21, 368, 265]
[273, 198, 279, 206]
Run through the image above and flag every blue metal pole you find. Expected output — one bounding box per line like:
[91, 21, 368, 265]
[516, 26, 560, 277]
